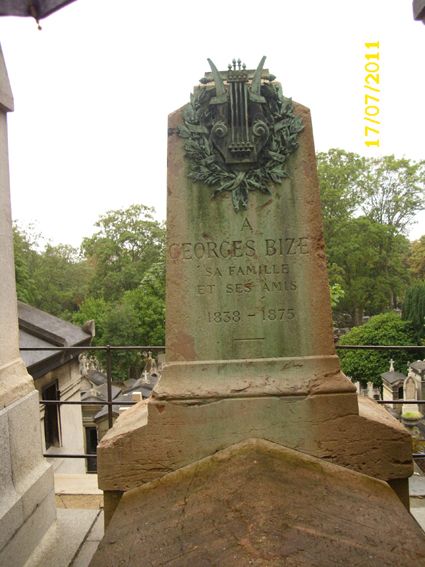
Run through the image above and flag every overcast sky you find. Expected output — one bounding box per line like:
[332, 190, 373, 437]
[0, 0, 424, 248]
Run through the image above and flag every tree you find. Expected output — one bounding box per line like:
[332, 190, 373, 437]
[13, 206, 166, 379]
[330, 283, 345, 309]
[13, 225, 92, 318]
[72, 297, 111, 345]
[408, 235, 425, 280]
[31, 244, 93, 318]
[327, 217, 410, 325]
[72, 255, 166, 381]
[82, 204, 165, 301]
[317, 151, 425, 238]
[316, 149, 366, 245]
[98, 259, 165, 381]
[13, 226, 38, 304]
[358, 155, 425, 233]
[338, 312, 419, 386]
[317, 150, 423, 323]
[402, 282, 425, 342]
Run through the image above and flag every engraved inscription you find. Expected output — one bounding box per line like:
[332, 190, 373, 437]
[262, 281, 297, 292]
[168, 236, 311, 260]
[228, 264, 289, 276]
[168, 239, 256, 260]
[225, 282, 254, 294]
[265, 237, 310, 256]
[170, 221, 308, 334]
[261, 308, 295, 321]
[207, 308, 296, 323]
[208, 311, 241, 323]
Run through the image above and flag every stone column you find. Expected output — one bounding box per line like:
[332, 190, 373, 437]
[0, 45, 56, 567]
[0, 47, 33, 408]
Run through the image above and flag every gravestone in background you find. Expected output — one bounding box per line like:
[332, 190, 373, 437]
[97, 58, 412, 524]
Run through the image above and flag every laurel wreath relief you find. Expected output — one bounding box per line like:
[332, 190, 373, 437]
[177, 82, 304, 212]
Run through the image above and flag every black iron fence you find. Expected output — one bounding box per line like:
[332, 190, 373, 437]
[21, 345, 164, 460]
[339, 344, 425, 460]
[22, 343, 425, 463]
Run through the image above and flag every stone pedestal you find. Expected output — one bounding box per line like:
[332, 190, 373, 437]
[0, 392, 56, 567]
[97, 77, 412, 523]
[0, 45, 56, 566]
[92, 440, 425, 567]
[0, 51, 33, 409]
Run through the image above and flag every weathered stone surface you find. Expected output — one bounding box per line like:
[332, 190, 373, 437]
[0, 47, 55, 566]
[0, 359, 33, 410]
[0, 46, 34, 411]
[0, 392, 55, 566]
[157, 355, 352, 400]
[97, 91, 412, 515]
[91, 439, 425, 567]
[98, 393, 411, 493]
[163, 103, 352, 396]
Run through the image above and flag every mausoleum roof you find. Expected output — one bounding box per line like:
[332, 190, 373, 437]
[410, 360, 425, 375]
[18, 301, 92, 378]
[86, 369, 107, 386]
[381, 370, 406, 385]
[81, 384, 121, 403]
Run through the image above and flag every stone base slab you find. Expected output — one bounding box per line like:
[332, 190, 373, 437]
[0, 391, 56, 567]
[92, 439, 425, 567]
[1, 485, 56, 567]
[157, 355, 357, 399]
[98, 390, 412, 493]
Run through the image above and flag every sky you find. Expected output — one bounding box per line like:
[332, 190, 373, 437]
[0, 0, 424, 248]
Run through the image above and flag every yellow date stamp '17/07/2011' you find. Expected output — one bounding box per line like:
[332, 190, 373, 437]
[364, 41, 380, 148]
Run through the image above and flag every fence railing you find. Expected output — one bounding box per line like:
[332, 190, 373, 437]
[22, 343, 425, 463]
[336, 343, 425, 460]
[21, 344, 164, 460]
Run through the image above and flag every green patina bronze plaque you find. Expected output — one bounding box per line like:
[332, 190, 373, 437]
[177, 57, 304, 212]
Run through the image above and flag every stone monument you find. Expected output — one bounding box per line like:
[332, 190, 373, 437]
[97, 58, 414, 535]
[0, 46, 56, 566]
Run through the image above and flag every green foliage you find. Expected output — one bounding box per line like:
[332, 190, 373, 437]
[317, 149, 366, 244]
[318, 151, 425, 237]
[338, 312, 419, 386]
[330, 283, 345, 308]
[31, 244, 93, 318]
[14, 205, 166, 381]
[402, 411, 423, 421]
[74, 207, 166, 380]
[93, 260, 166, 381]
[402, 281, 425, 341]
[13, 226, 38, 304]
[327, 216, 410, 324]
[317, 149, 424, 322]
[408, 235, 425, 280]
[82, 204, 165, 301]
[72, 297, 111, 345]
[13, 225, 92, 319]
[358, 155, 425, 232]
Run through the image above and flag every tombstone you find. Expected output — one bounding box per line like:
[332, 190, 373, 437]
[406, 376, 417, 400]
[403, 375, 420, 415]
[97, 57, 413, 528]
